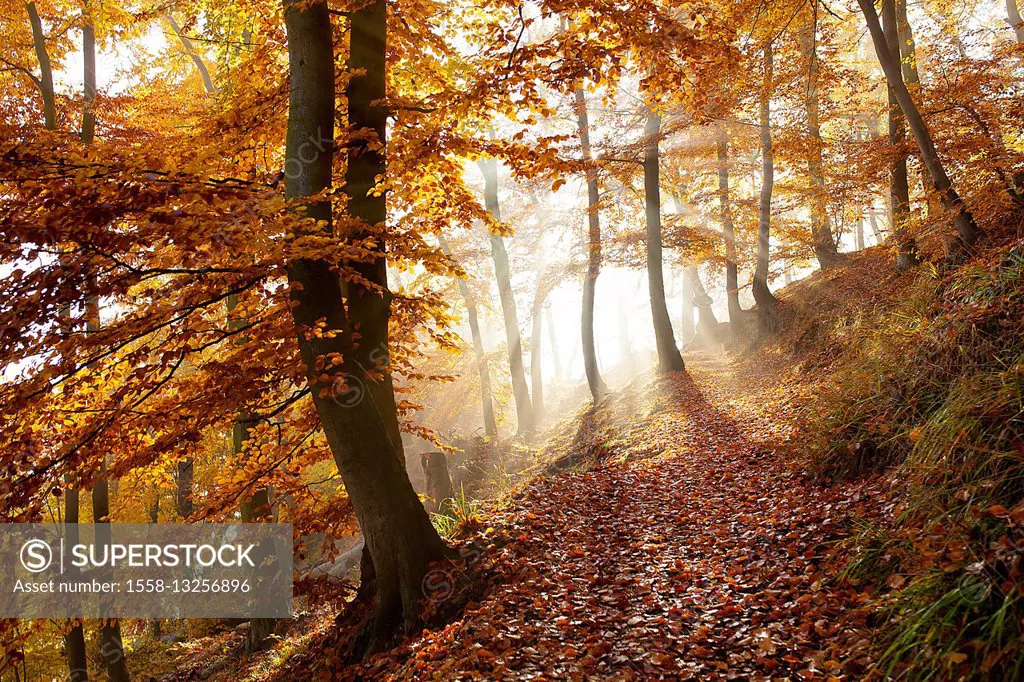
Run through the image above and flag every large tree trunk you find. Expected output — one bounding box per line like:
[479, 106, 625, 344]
[859, 0, 983, 249]
[642, 111, 685, 372]
[438, 236, 497, 437]
[716, 123, 745, 338]
[574, 86, 609, 400]
[479, 158, 535, 434]
[753, 44, 779, 335]
[25, 2, 56, 130]
[800, 15, 840, 268]
[1007, 0, 1024, 43]
[282, 0, 448, 653]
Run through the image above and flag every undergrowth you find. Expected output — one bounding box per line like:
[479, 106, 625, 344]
[801, 240, 1024, 680]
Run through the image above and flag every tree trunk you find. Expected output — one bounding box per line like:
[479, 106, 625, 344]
[282, 0, 448, 653]
[420, 452, 453, 515]
[64, 488, 88, 682]
[437, 236, 497, 437]
[530, 272, 547, 421]
[895, 0, 941, 219]
[166, 14, 218, 94]
[25, 2, 56, 131]
[753, 44, 779, 335]
[642, 111, 685, 372]
[546, 306, 562, 379]
[575, 86, 609, 400]
[90, 439, 129, 682]
[856, 213, 866, 250]
[716, 123, 745, 337]
[478, 158, 535, 434]
[879, 0, 918, 268]
[680, 268, 696, 346]
[688, 266, 719, 342]
[61, 20, 93, 681]
[175, 459, 193, 519]
[859, 0, 983, 249]
[81, 22, 96, 143]
[867, 206, 883, 242]
[1006, 0, 1024, 43]
[800, 15, 840, 268]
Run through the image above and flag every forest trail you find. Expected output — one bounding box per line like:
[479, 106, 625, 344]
[325, 355, 886, 681]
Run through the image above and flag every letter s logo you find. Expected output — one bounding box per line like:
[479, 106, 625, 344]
[20, 539, 52, 573]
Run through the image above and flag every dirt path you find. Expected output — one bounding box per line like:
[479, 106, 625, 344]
[330, 361, 883, 680]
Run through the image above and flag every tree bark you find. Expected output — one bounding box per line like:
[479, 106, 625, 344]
[545, 306, 562, 379]
[25, 2, 56, 130]
[679, 269, 696, 346]
[574, 86, 609, 400]
[878, 0, 918, 268]
[689, 266, 719, 341]
[859, 0, 983, 249]
[166, 14, 218, 94]
[753, 44, 779, 335]
[895, 0, 941, 219]
[530, 270, 547, 421]
[282, 0, 448, 652]
[1007, 0, 1024, 43]
[800, 14, 840, 268]
[437, 236, 497, 437]
[716, 123, 744, 337]
[856, 213, 866, 250]
[478, 158, 536, 434]
[64, 487, 88, 682]
[642, 110, 685, 372]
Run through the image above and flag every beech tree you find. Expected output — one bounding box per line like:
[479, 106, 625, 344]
[858, 0, 983, 251]
[281, 0, 448, 650]
[643, 111, 685, 372]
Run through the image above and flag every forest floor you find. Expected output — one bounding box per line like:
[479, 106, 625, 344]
[169, 343, 894, 679]
[313, 357, 890, 681]
[152, 252, 915, 681]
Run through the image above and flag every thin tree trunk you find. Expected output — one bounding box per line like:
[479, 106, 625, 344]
[800, 14, 840, 268]
[716, 123, 744, 337]
[879, 0, 918, 268]
[856, 213, 866, 250]
[25, 2, 56, 130]
[867, 205, 883, 242]
[438, 236, 497, 437]
[61, 18, 93, 680]
[166, 14, 218, 94]
[64, 486, 88, 681]
[479, 158, 535, 434]
[574, 86, 608, 399]
[282, 0, 447, 652]
[530, 270, 548, 421]
[895, 0, 941, 219]
[642, 110, 685, 372]
[546, 306, 562, 379]
[88, 300, 127, 682]
[753, 43, 779, 335]
[680, 268, 696, 345]
[688, 266, 719, 342]
[859, 0, 983, 249]
[1007, 0, 1024, 43]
